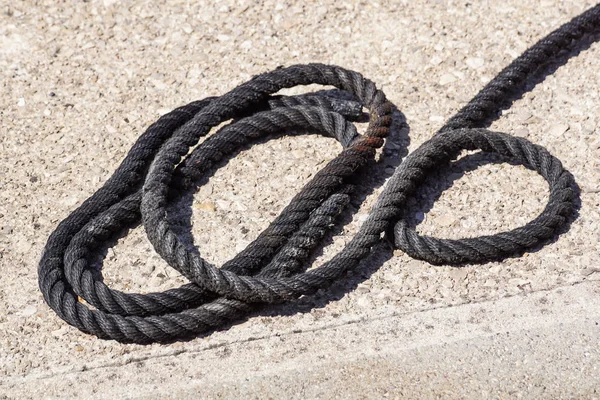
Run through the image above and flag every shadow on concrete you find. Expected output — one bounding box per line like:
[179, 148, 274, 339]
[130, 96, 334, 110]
[85, 26, 599, 342]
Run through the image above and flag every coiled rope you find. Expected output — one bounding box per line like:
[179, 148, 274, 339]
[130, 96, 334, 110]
[39, 5, 600, 343]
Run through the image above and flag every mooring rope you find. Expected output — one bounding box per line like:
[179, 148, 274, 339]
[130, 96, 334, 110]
[39, 5, 600, 343]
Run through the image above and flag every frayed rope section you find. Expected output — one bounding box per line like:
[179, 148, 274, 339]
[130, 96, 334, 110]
[39, 5, 600, 343]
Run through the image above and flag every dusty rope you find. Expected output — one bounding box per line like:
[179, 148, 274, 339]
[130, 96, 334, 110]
[39, 5, 599, 343]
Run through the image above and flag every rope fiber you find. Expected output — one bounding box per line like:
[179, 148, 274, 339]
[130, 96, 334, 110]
[39, 5, 600, 343]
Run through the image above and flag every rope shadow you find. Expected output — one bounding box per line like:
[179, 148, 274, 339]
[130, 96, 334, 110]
[236, 28, 600, 318]
[82, 94, 410, 343]
[69, 19, 600, 343]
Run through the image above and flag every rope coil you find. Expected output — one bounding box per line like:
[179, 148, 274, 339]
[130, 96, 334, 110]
[38, 5, 600, 343]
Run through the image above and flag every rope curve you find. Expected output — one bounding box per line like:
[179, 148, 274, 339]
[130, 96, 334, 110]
[38, 4, 600, 343]
[392, 129, 575, 264]
[391, 3, 600, 264]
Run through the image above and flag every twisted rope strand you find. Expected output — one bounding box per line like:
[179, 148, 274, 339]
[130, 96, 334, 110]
[39, 65, 394, 342]
[38, 4, 600, 343]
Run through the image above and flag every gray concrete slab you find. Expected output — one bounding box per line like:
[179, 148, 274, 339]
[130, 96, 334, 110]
[4, 282, 600, 398]
[1, 0, 599, 398]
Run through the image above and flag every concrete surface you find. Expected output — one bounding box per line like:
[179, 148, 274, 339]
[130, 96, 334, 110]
[1, 0, 599, 398]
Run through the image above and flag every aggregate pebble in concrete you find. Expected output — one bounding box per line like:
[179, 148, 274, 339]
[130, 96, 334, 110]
[1, 0, 599, 398]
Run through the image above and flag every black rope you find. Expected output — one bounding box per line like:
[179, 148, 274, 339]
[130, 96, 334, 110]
[38, 5, 600, 343]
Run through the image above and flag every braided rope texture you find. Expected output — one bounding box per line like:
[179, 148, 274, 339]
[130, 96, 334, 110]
[38, 5, 600, 343]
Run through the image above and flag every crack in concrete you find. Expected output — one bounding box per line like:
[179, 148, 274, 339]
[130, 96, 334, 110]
[3, 279, 594, 384]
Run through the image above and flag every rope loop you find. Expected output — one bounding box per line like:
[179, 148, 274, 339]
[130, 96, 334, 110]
[38, 5, 600, 343]
[39, 64, 395, 343]
[392, 128, 575, 265]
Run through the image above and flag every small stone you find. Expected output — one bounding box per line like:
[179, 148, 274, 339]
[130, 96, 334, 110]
[150, 79, 167, 90]
[216, 199, 230, 210]
[18, 305, 38, 316]
[234, 201, 248, 211]
[514, 127, 529, 137]
[291, 149, 305, 159]
[550, 123, 570, 137]
[582, 121, 596, 135]
[580, 267, 600, 277]
[51, 326, 69, 337]
[439, 73, 456, 85]
[356, 284, 371, 294]
[429, 115, 445, 122]
[62, 197, 80, 207]
[354, 213, 368, 225]
[148, 276, 164, 288]
[430, 56, 443, 65]
[483, 279, 497, 288]
[235, 240, 250, 253]
[489, 265, 502, 275]
[405, 260, 423, 272]
[405, 277, 419, 289]
[509, 278, 530, 286]
[281, 19, 297, 30]
[75, 345, 84, 352]
[587, 272, 600, 281]
[425, 285, 437, 297]
[17, 98, 25, 107]
[437, 214, 456, 227]
[195, 201, 216, 212]
[356, 296, 370, 308]
[524, 115, 542, 125]
[15, 237, 32, 254]
[515, 111, 532, 123]
[465, 57, 484, 69]
[197, 183, 213, 199]
[449, 268, 468, 282]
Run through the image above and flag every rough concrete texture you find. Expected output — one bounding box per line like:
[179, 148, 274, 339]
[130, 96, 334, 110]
[1, 0, 599, 398]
